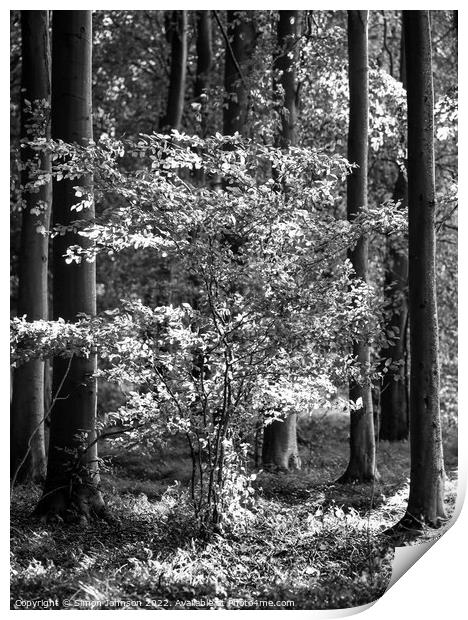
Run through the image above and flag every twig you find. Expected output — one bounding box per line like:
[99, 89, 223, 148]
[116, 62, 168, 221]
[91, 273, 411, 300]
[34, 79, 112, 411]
[10, 356, 74, 494]
[212, 10, 248, 89]
[382, 13, 394, 78]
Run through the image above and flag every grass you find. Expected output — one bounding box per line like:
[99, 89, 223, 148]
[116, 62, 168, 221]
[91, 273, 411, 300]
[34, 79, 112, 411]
[10, 410, 458, 610]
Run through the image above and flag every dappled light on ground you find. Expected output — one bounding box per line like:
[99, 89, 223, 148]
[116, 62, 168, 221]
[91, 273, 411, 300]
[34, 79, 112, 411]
[10, 412, 457, 609]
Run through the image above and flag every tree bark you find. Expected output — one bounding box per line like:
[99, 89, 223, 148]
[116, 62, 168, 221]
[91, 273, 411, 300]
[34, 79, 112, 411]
[261, 11, 301, 473]
[379, 172, 409, 441]
[337, 10, 377, 483]
[194, 11, 213, 187]
[263, 415, 300, 472]
[379, 21, 409, 442]
[400, 10, 446, 527]
[195, 10, 212, 139]
[195, 11, 212, 102]
[160, 11, 187, 132]
[274, 10, 300, 148]
[156, 12, 189, 302]
[223, 10, 256, 136]
[35, 11, 105, 521]
[11, 10, 51, 484]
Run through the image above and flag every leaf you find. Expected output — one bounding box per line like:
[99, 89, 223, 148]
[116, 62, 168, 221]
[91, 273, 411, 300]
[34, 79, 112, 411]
[355, 397, 363, 410]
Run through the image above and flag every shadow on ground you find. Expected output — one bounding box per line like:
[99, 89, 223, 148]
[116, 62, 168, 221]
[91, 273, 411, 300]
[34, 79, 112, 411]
[10, 410, 458, 610]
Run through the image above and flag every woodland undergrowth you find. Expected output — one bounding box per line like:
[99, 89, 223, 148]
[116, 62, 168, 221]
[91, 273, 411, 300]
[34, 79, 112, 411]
[10, 411, 458, 610]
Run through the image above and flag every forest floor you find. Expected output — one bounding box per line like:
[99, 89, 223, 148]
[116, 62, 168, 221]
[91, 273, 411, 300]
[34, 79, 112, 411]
[10, 411, 458, 610]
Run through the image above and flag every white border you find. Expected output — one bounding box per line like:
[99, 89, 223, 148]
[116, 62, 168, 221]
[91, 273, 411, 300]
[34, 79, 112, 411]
[4, 4, 465, 618]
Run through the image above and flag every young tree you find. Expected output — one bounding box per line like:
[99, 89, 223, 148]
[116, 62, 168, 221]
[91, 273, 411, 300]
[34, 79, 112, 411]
[399, 10, 446, 527]
[222, 10, 256, 136]
[12, 134, 359, 531]
[262, 11, 301, 472]
[160, 11, 188, 132]
[11, 10, 51, 483]
[337, 10, 377, 483]
[379, 23, 409, 442]
[36, 11, 105, 520]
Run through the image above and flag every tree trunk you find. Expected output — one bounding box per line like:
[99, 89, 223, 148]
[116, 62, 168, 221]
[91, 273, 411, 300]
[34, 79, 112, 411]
[337, 10, 377, 483]
[35, 11, 105, 521]
[157, 11, 189, 302]
[195, 11, 212, 99]
[223, 10, 256, 136]
[160, 11, 187, 132]
[274, 11, 300, 148]
[193, 10, 213, 188]
[379, 171, 409, 441]
[11, 10, 51, 484]
[195, 10, 212, 138]
[261, 11, 301, 472]
[379, 22, 409, 442]
[400, 10, 446, 527]
[263, 416, 300, 472]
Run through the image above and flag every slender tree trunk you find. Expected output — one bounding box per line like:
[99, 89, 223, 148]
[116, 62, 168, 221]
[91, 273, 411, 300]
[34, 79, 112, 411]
[262, 11, 301, 473]
[36, 11, 105, 521]
[337, 10, 377, 483]
[399, 10, 446, 527]
[380, 24, 409, 441]
[274, 11, 300, 148]
[11, 10, 51, 484]
[157, 11, 188, 302]
[195, 11, 212, 99]
[195, 10, 212, 138]
[380, 173, 409, 441]
[223, 10, 255, 136]
[160, 11, 187, 132]
[193, 10, 213, 189]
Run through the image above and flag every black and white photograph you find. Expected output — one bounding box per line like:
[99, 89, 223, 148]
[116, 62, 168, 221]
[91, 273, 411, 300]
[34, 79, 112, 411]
[9, 6, 459, 612]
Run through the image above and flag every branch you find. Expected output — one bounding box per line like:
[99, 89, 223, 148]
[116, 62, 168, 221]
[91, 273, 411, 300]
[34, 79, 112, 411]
[212, 10, 248, 89]
[10, 356, 74, 493]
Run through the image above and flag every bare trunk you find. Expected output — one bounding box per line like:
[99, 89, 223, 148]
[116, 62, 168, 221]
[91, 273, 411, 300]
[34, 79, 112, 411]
[194, 10, 213, 187]
[160, 11, 187, 132]
[380, 170, 409, 441]
[156, 12, 189, 303]
[338, 10, 377, 484]
[261, 11, 301, 472]
[223, 10, 255, 136]
[379, 22, 409, 442]
[11, 10, 51, 484]
[36, 11, 104, 521]
[274, 11, 300, 148]
[400, 10, 446, 527]
[262, 416, 300, 472]
[195, 11, 212, 99]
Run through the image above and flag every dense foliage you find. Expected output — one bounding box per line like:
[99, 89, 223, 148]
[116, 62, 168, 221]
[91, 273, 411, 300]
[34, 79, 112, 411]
[11, 130, 409, 528]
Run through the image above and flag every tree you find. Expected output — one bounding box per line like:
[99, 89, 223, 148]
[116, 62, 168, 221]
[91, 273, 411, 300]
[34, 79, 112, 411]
[222, 10, 256, 136]
[195, 11, 213, 137]
[36, 11, 105, 520]
[399, 10, 446, 527]
[379, 21, 409, 442]
[262, 11, 301, 472]
[274, 11, 300, 148]
[11, 10, 51, 483]
[337, 10, 377, 483]
[12, 134, 361, 531]
[160, 11, 188, 132]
